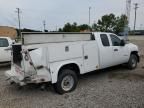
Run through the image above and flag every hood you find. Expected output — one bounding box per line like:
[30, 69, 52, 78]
[126, 43, 139, 52]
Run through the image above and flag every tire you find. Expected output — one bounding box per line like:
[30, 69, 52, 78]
[54, 69, 78, 94]
[127, 54, 138, 69]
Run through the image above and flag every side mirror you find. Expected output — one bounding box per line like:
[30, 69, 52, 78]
[12, 40, 15, 44]
[120, 40, 125, 46]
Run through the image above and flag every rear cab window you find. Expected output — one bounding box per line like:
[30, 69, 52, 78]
[100, 34, 110, 46]
[0, 38, 9, 47]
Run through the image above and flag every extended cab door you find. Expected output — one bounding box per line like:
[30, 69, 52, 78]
[98, 34, 114, 68]
[109, 34, 129, 65]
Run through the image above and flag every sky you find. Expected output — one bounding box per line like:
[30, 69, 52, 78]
[0, 0, 144, 31]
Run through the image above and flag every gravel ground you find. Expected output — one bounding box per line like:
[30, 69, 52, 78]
[129, 36, 144, 41]
[0, 39, 144, 108]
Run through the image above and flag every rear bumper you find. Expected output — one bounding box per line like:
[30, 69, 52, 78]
[5, 69, 52, 86]
[5, 70, 26, 86]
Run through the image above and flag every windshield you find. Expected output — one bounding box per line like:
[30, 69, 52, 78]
[0, 38, 9, 47]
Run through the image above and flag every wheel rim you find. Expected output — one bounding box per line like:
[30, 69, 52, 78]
[61, 75, 74, 91]
[131, 58, 136, 68]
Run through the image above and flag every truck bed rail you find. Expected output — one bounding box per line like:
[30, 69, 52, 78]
[22, 32, 93, 45]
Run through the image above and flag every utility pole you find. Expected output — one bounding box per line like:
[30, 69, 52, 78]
[56, 26, 57, 31]
[133, 3, 139, 32]
[89, 7, 91, 31]
[124, 0, 131, 40]
[43, 20, 46, 32]
[126, 0, 131, 27]
[16, 8, 21, 38]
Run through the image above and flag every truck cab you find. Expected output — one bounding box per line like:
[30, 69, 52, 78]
[0, 37, 13, 63]
[94, 32, 139, 69]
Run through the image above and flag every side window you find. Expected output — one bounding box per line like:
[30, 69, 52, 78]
[100, 34, 110, 46]
[110, 34, 121, 46]
[0, 38, 9, 47]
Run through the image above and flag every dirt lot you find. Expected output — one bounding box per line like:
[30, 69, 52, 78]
[0, 38, 144, 108]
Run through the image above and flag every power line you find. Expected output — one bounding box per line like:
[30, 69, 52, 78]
[0, 16, 17, 27]
[133, 3, 139, 31]
[0, 11, 17, 27]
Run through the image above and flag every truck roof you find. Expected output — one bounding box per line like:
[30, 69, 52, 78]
[94, 32, 114, 34]
[0, 37, 12, 39]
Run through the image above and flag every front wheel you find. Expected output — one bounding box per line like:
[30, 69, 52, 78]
[127, 54, 138, 69]
[54, 69, 78, 94]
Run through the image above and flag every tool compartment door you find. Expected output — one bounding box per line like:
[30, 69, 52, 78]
[48, 42, 83, 63]
[83, 41, 99, 73]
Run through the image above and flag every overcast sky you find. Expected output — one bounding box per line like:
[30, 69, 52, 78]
[0, 0, 144, 31]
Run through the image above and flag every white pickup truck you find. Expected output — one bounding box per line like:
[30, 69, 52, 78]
[0, 37, 13, 63]
[5, 32, 140, 94]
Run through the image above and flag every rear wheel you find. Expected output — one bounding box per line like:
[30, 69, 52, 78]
[54, 69, 78, 94]
[127, 54, 138, 69]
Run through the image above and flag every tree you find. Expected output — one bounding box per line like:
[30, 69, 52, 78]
[62, 23, 72, 32]
[94, 14, 116, 32]
[93, 13, 128, 34]
[58, 28, 63, 32]
[71, 22, 80, 32]
[43, 30, 48, 32]
[92, 23, 97, 31]
[78, 24, 90, 31]
[113, 14, 128, 34]
[58, 23, 90, 32]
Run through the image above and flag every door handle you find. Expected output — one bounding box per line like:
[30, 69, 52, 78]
[114, 49, 118, 51]
[84, 55, 88, 59]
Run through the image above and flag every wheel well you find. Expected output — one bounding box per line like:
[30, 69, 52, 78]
[131, 51, 140, 62]
[58, 63, 80, 76]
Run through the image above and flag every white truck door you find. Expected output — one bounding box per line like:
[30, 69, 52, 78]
[83, 41, 99, 73]
[0, 38, 11, 62]
[109, 34, 129, 65]
[98, 34, 114, 68]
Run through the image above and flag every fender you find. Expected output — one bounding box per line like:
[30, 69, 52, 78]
[49, 59, 84, 83]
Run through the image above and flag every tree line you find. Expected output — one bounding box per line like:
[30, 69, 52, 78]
[58, 13, 128, 35]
